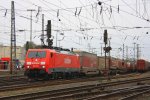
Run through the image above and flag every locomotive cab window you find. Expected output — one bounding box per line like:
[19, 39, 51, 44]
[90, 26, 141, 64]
[28, 51, 46, 58]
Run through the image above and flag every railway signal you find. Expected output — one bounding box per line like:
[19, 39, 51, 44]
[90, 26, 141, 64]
[47, 20, 53, 48]
[26, 41, 29, 51]
[47, 20, 51, 39]
[103, 46, 112, 53]
[104, 30, 108, 44]
[48, 39, 53, 47]
[103, 29, 108, 72]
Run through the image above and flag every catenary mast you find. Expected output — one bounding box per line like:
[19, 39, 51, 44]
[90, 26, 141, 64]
[10, 1, 16, 74]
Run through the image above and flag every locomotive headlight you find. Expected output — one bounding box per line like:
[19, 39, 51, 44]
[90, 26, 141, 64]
[27, 62, 31, 65]
[42, 66, 45, 68]
[41, 62, 45, 65]
[27, 66, 30, 68]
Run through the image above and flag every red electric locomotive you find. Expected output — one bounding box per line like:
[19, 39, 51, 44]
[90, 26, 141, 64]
[24, 49, 80, 79]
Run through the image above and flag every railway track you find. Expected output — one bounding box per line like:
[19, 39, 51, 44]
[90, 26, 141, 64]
[0, 73, 139, 86]
[119, 88, 150, 100]
[0, 73, 140, 92]
[0, 75, 150, 100]
[85, 85, 150, 100]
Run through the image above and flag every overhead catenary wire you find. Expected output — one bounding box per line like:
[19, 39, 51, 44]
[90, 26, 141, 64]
[0, 2, 150, 54]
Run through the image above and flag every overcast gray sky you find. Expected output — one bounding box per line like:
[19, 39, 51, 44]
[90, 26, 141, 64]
[0, 0, 150, 60]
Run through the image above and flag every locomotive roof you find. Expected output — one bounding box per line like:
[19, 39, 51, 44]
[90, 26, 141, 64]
[28, 49, 57, 51]
[28, 49, 77, 55]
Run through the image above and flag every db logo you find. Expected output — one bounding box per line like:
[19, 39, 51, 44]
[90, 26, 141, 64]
[64, 58, 71, 64]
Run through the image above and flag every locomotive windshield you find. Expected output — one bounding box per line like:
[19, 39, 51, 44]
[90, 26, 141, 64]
[28, 51, 46, 58]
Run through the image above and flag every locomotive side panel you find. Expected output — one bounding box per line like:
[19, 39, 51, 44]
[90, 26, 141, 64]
[51, 52, 80, 73]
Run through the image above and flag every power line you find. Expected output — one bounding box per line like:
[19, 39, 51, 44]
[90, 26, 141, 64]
[101, 1, 150, 22]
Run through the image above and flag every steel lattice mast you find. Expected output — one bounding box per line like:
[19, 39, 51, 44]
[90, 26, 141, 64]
[10, 1, 16, 74]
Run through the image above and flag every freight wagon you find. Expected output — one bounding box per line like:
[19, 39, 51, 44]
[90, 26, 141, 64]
[74, 50, 99, 75]
[136, 59, 150, 72]
[97, 56, 109, 75]
[97, 57, 127, 75]
[126, 61, 135, 72]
